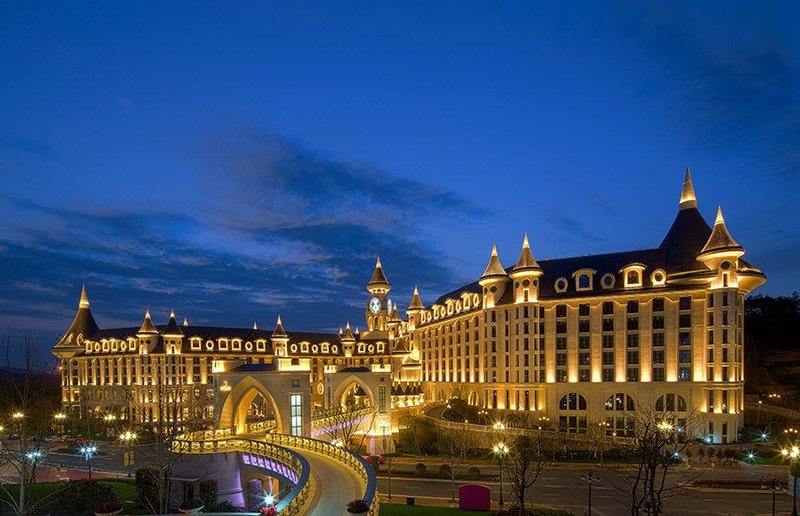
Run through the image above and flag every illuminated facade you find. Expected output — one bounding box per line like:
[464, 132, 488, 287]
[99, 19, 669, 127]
[52, 170, 764, 443]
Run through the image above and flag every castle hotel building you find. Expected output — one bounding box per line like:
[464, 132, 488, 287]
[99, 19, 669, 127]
[52, 170, 764, 443]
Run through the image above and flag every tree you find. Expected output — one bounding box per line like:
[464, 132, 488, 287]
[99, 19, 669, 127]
[504, 434, 550, 515]
[438, 427, 472, 502]
[586, 420, 613, 463]
[396, 413, 438, 455]
[0, 334, 63, 515]
[127, 357, 210, 514]
[321, 390, 368, 448]
[615, 403, 702, 515]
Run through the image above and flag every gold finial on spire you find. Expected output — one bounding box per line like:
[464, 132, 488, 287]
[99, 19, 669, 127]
[183, 317, 189, 327]
[513, 233, 541, 272]
[253, 321, 258, 330]
[679, 166, 697, 210]
[715, 205, 725, 225]
[79, 285, 90, 308]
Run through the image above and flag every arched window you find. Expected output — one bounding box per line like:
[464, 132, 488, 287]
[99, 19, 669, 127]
[605, 393, 635, 437]
[656, 393, 687, 412]
[558, 393, 587, 433]
[627, 270, 640, 285]
[578, 274, 590, 290]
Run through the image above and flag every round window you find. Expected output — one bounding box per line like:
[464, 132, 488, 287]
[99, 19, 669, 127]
[721, 261, 731, 270]
[522, 279, 530, 287]
[653, 272, 664, 283]
[532, 279, 539, 287]
[602, 274, 614, 287]
[490, 286, 497, 293]
[555, 278, 568, 292]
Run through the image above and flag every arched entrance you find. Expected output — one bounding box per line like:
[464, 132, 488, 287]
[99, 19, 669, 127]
[219, 376, 284, 435]
[331, 375, 377, 410]
[467, 390, 480, 406]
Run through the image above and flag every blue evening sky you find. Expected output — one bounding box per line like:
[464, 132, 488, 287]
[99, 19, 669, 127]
[1, 2, 798, 358]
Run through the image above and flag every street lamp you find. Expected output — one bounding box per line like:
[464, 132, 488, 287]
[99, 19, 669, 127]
[79, 444, 98, 479]
[12, 412, 24, 420]
[119, 431, 137, 477]
[493, 421, 506, 432]
[580, 470, 601, 516]
[762, 476, 786, 516]
[781, 445, 799, 516]
[493, 442, 509, 506]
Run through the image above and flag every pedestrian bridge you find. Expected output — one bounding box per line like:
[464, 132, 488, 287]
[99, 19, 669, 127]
[172, 417, 379, 514]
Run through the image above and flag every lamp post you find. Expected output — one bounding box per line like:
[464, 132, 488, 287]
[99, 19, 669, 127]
[580, 470, 600, 516]
[120, 431, 137, 477]
[762, 476, 786, 516]
[54, 412, 67, 435]
[79, 444, 98, 479]
[493, 442, 509, 506]
[781, 445, 799, 516]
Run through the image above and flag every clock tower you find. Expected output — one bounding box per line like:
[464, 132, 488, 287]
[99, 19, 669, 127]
[364, 257, 391, 335]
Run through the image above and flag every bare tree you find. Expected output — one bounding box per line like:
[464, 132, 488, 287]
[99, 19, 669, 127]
[0, 335, 63, 515]
[504, 434, 550, 515]
[127, 357, 210, 514]
[615, 403, 702, 515]
[586, 420, 613, 463]
[438, 427, 472, 502]
[320, 391, 368, 448]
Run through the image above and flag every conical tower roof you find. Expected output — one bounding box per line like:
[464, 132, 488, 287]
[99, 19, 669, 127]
[679, 166, 698, 210]
[407, 286, 425, 311]
[700, 207, 743, 256]
[389, 304, 402, 323]
[138, 309, 159, 335]
[481, 244, 507, 278]
[660, 169, 712, 272]
[512, 234, 541, 272]
[183, 317, 189, 327]
[272, 315, 287, 338]
[367, 257, 391, 290]
[55, 286, 99, 348]
[162, 309, 183, 336]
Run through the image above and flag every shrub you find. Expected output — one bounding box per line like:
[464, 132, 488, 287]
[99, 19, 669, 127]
[180, 498, 204, 510]
[95, 499, 123, 514]
[346, 499, 370, 513]
[199, 479, 218, 508]
[135, 467, 161, 510]
[208, 500, 245, 513]
[468, 466, 481, 479]
[44, 480, 116, 514]
[439, 464, 452, 477]
[415, 462, 427, 475]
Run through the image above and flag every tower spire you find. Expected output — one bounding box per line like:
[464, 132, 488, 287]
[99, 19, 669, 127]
[513, 233, 541, 271]
[699, 206, 743, 256]
[367, 256, 391, 294]
[679, 166, 697, 210]
[481, 243, 507, 278]
[407, 285, 425, 311]
[138, 308, 159, 334]
[273, 315, 287, 338]
[79, 284, 90, 308]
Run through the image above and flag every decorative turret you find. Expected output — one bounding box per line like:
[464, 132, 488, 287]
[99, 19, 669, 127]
[54, 285, 99, 352]
[478, 244, 509, 308]
[341, 322, 355, 358]
[366, 257, 391, 295]
[162, 309, 183, 337]
[660, 168, 713, 272]
[679, 166, 697, 210]
[509, 234, 543, 303]
[271, 315, 288, 356]
[137, 309, 159, 335]
[162, 309, 183, 354]
[341, 322, 355, 342]
[407, 286, 424, 312]
[699, 207, 744, 258]
[405, 286, 425, 331]
[182, 317, 189, 327]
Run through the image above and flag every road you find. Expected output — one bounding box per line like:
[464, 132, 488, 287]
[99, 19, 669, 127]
[378, 470, 797, 515]
[293, 448, 364, 515]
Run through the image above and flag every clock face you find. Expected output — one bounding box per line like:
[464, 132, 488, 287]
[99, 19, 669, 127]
[369, 297, 381, 313]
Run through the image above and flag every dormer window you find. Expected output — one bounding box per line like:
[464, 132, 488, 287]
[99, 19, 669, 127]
[572, 268, 597, 292]
[555, 277, 568, 293]
[650, 269, 666, 287]
[621, 264, 646, 288]
[601, 273, 615, 289]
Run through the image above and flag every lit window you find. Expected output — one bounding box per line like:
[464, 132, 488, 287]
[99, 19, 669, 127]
[290, 393, 302, 436]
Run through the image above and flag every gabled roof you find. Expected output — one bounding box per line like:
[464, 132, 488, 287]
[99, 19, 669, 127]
[55, 286, 99, 348]
[700, 207, 743, 256]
